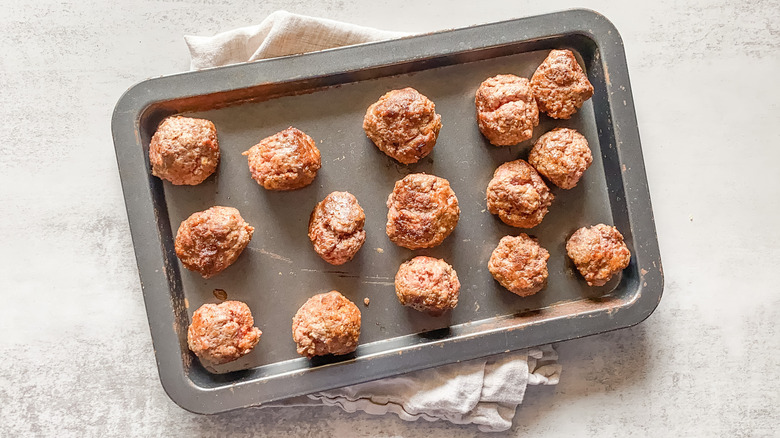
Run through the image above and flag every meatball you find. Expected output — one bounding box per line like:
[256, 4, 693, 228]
[386, 173, 460, 249]
[528, 128, 593, 189]
[174, 206, 254, 278]
[530, 49, 594, 119]
[363, 87, 442, 164]
[488, 234, 550, 297]
[566, 224, 631, 286]
[149, 116, 219, 185]
[486, 159, 554, 228]
[242, 127, 321, 190]
[395, 256, 460, 316]
[308, 191, 366, 265]
[292, 291, 361, 358]
[187, 300, 262, 365]
[475, 74, 539, 146]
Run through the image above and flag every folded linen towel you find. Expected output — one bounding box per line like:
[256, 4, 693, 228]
[266, 345, 560, 432]
[185, 10, 407, 70]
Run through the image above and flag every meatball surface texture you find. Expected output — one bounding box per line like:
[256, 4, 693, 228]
[149, 116, 220, 185]
[475, 74, 539, 146]
[566, 224, 631, 286]
[486, 159, 553, 228]
[243, 127, 321, 191]
[395, 256, 460, 316]
[528, 128, 593, 189]
[386, 173, 460, 249]
[292, 291, 362, 358]
[187, 300, 262, 365]
[363, 87, 442, 164]
[308, 191, 366, 265]
[488, 234, 550, 296]
[530, 49, 594, 119]
[175, 206, 254, 278]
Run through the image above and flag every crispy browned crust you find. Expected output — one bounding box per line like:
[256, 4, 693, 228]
[566, 224, 631, 286]
[363, 88, 442, 164]
[174, 206, 254, 278]
[486, 159, 553, 228]
[149, 116, 220, 185]
[243, 127, 321, 191]
[386, 173, 460, 249]
[395, 256, 460, 316]
[475, 74, 539, 146]
[488, 234, 550, 296]
[187, 301, 262, 364]
[530, 49, 594, 120]
[528, 128, 593, 189]
[292, 291, 361, 358]
[308, 192, 366, 265]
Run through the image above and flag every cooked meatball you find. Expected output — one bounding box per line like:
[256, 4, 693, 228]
[395, 256, 460, 316]
[486, 159, 554, 228]
[242, 127, 321, 190]
[528, 128, 593, 189]
[566, 224, 631, 286]
[308, 191, 366, 265]
[174, 206, 254, 278]
[386, 173, 460, 249]
[149, 116, 220, 185]
[475, 74, 539, 146]
[187, 300, 262, 365]
[530, 49, 594, 119]
[292, 291, 361, 358]
[363, 87, 442, 164]
[488, 234, 550, 296]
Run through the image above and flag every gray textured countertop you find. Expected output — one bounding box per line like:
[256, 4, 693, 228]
[1, 1, 778, 436]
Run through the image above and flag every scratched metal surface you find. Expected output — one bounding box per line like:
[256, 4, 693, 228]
[165, 47, 616, 374]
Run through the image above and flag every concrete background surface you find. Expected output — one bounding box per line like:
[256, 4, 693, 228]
[1, 0, 778, 436]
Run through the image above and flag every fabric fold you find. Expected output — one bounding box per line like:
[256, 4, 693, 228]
[185, 10, 407, 70]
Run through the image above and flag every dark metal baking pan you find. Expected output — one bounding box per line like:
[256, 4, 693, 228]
[112, 8, 663, 414]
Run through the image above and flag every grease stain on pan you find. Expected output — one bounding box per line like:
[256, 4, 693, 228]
[247, 247, 294, 263]
[363, 281, 395, 286]
[213, 289, 228, 301]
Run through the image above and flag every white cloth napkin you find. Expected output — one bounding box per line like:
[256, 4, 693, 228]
[185, 10, 407, 70]
[267, 345, 560, 433]
[184, 11, 562, 432]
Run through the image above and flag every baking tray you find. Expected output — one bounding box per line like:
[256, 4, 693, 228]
[112, 9, 663, 413]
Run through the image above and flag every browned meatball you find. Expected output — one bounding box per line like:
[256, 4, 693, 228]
[292, 291, 361, 358]
[488, 234, 550, 296]
[486, 159, 554, 228]
[149, 116, 220, 185]
[386, 173, 460, 249]
[395, 256, 460, 316]
[174, 206, 254, 278]
[308, 191, 366, 265]
[187, 300, 262, 365]
[363, 88, 442, 164]
[475, 74, 539, 146]
[242, 127, 321, 190]
[566, 224, 631, 286]
[530, 50, 594, 119]
[528, 128, 593, 189]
